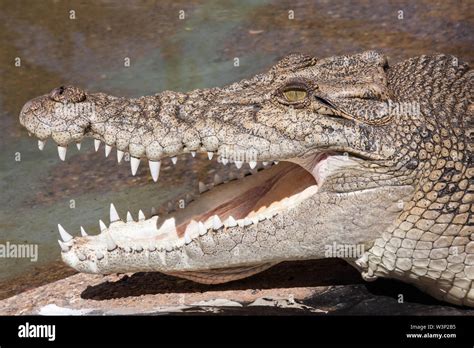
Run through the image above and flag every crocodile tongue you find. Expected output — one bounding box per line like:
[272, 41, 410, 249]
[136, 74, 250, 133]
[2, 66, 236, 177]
[169, 161, 317, 237]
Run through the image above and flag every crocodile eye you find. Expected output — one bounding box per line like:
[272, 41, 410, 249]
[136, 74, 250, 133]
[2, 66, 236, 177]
[283, 89, 307, 102]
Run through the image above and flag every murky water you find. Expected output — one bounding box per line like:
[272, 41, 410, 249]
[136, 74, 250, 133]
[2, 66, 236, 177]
[0, 0, 472, 289]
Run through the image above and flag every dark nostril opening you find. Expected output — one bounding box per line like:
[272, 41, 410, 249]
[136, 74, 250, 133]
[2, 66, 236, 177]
[58, 86, 65, 95]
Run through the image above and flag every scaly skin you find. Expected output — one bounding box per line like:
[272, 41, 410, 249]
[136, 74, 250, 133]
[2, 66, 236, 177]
[19, 51, 473, 306]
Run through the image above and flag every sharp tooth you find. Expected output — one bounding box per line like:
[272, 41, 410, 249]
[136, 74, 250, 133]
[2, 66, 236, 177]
[117, 150, 124, 163]
[99, 219, 107, 232]
[243, 217, 252, 226]
[221, 158, 228, 165]
[213, 174, 222, 185]
[38, 140, 45, 151]
[207, 152, 214, 160]
[171, 156, 177, 165]
[185, 193, 194, 204]
[94, 139, 101, 152]
[57, 146, 67, 161]
[76, 142, 81, 151]
[58, 224, 73, 242]
[96, 251, 104, 260]
[184, 232, 192, 244]
[130, 157, 140, 175]
[109, 203, 120, 222]
[185, 220, 199, 238]
[147, 246, 156, 252]
[105, 144, 112, 157]
[251, 216, 259, 224]
[212, 215, 223, 230]
[138, 209, 145, 221]
[234, 160, 243, 169]
[237, 219, 245, 227]
[105, 232, 117, 251]
[249, 161, 257, 169]
[148, 160, 161, 182]
[262, 161, 269, 166]
[58, 240, 70, 252]
[77, 252, 86, 261]
[198, 182, 208, 194]
[274, 161, 279, 164]
[226, 216, 237, 227]
[126, 211, 133, 222]
[198, 221, 207, 235]
[80, 226, 88, 237]
[191, 151, 196, 157]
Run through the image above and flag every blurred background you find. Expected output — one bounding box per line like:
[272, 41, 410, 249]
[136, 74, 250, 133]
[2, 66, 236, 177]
[0, 0, 472, 300]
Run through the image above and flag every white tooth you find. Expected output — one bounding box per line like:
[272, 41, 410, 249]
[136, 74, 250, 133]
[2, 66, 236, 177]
[212, 215, 223, 230]
[262, 161, 269, 166]
[237, 219, 245, 227]
[58, 224, 73, 242]
[184, 232, 192, 244]
[99, 219, 107, 232]
[57, 146, 67, 161]
[207, 152, 214, 160]
[243, 217, 252, 226]
[38, 140, 45, 151]
[234, 160, 243, 169]
[198, 182, 208, 194]
[147, 246, 156, 252]
[135, 246, 143, 252]
[105, 144, 112, 157]
[226, 216, 237, 227]
[117, 150, 124, 163]
[96, 251, 104, 260]
[58, 240, 70, 252]
[191, 151, 196, 157]
[274, 161, 279, 164]
[138, 209, 145, 221]
[185, 220, 199, 237]
[77, 252, 86, 261]
[198, 221, 207, 235]
[126, 211, 133, 222]
[110, 203, 120, 222]
[130, 157, 140, 175]
[249, 161, 257, 169]
[80, 226, 88, 237]
[171, 156, 177, 165]
[214, 174, 222, 185]
[251, 216, 259, 224]
[105, 232, 117, 251]
[148, 160, 161, 182]
[221, 158, 228, 165]
[76, 142, 81, 151]
[94, 139, 101, 152]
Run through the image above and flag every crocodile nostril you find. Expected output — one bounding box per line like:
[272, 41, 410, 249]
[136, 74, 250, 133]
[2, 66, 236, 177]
[49, 85, 86, 103]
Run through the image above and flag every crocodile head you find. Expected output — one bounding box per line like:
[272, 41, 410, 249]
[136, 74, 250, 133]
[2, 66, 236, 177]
[19, 51, 473, 306]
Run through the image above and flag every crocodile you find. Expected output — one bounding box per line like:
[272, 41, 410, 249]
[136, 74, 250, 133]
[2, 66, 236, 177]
[19, 51, 473, 306]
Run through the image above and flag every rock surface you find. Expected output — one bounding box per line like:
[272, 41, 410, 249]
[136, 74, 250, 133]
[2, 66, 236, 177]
[1, 259, 473, 315]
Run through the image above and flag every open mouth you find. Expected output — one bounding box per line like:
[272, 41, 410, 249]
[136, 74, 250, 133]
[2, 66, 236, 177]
[51, 140, 324, 254]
